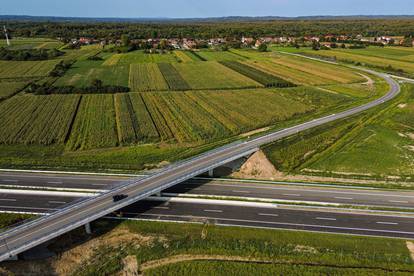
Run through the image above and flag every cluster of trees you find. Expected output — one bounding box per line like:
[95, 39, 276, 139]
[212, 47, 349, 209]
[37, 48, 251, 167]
[49, 60, 73, 77]
[0, 47, 63, 61]
[27, 79, 130, 95]
[2, 19, 414, 41]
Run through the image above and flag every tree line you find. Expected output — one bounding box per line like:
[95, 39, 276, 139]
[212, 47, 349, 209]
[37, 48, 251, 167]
[2, 19, 414, 41]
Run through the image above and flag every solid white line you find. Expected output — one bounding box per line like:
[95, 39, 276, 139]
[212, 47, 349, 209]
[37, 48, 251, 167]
[204, 209, 223, 213]
[48, 201, 66, 205]
[316, 217, 337, 221]
[376, 222, 399, 225]
[0, 199, 16, 202]
[389, 200, 409, 204]
[334, 197, 353, 200]
[232, 190, 250, 194]
[258, 213, 279, 217]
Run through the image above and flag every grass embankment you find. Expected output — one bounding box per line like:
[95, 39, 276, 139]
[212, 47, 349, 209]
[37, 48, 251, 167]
[39, 220, 414, 275]
[0, 213, 35, 232]
[264, 83, 414, 185]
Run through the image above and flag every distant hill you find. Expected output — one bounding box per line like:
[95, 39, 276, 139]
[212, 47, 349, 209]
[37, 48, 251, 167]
[1, 14, 414, 23]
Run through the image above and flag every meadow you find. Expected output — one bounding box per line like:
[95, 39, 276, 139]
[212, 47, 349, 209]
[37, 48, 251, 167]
[54, 59, 130, 87]
[0, 37, 64, 50]
[0, 60, 59, 79]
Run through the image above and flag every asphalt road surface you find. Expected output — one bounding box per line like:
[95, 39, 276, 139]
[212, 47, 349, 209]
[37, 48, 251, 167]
[0, 68, 401, 261]
[1, 172, 414, 209]
[1, 195, 413, 239]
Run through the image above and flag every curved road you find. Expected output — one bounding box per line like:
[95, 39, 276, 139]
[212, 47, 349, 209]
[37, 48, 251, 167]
[0, 66, 401, 261]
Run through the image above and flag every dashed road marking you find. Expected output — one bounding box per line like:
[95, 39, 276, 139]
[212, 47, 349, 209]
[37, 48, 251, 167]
[204, 209, 223, 213]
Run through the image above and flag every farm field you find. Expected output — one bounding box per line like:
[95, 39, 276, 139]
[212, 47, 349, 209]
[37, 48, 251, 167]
[0, 94, 80, 145]
[196, 50, 247, 61]
[0, 38, 64, 50]
[0, 81, 28, 100]
[269, 54, 364, 84]
[105, 51, 179, 65]
[174, 61, 261, 90]
[265, 84, 414, 180]
[299, 48, 414, 75]
[157, 63, 191, 90]
[129, 63, 169, 91]
[220, 61, 295, 87]
[66, 94, 118, 150]
[54, 59, 129, 87]
[0, 60, 59, 79]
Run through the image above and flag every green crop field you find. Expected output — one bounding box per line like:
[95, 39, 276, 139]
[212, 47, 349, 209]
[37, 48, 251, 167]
[55, 59, 129, 87]
[270, 54, 364, 84]
[333, 46, 414, 62]
[0, 60, 59, 79]
[174, 61, 261, 90]
[158, 63, 191, 90]
[0, 38, 63, 50]
[0, 81, 28, 100]
[244, 60, 342, 86]
[105, 51, 179, 65]
[302, 48, 414, 75]
[129, 63, 169, 91]
[173, 51, 194, 62]
[196, 50, 247, 61]
[220, 61, 295, 87]
[0, 94, 80, 145]
[66, 94, 118, 151]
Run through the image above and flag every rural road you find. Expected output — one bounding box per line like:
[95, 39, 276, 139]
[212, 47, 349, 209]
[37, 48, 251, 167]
[0, 66, 401, 261]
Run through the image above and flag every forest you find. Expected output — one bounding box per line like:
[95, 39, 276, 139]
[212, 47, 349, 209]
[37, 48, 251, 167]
[2, 18, 414, 40]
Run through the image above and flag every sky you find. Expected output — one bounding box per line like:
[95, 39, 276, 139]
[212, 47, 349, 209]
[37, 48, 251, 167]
[2, 0, 413, 18]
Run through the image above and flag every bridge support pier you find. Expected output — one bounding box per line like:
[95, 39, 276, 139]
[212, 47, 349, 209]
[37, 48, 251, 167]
[208, 169, 214, 177]
[85, 222, 92, 234]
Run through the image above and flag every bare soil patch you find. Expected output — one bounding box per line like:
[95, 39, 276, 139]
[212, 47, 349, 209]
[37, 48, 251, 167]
[119, 255, 139, 276]
[232, 150, 283, 180]
[240, 127, 270, 138]
[0, 225, 156, 276]
[399, 103, 408, 109]
[406, 241, 414, 261]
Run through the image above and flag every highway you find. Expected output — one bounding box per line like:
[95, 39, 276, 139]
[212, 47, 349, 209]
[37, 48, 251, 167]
[1, 193, 414, 239]
[0, 67, 401, 261]
[1, 172, 414, 209]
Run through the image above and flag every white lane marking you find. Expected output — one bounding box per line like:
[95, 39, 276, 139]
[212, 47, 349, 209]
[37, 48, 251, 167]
[316, 217, 337, 221]
[334, 197, 353, 200]
[48, 201, 66, 204]
[203, 183, 414, 199]
[258, 213, 279, 217]
[389, 200, 409, 204]
[47, 181, 63, 184]
[153, 206, 169, 210]
[376, 222, 399, 225]
[232, 190, 250, 194]
[91, 183, 107, 186]
[138, 213, 414, 236]
[204, 209, 223, 213]
[283, 194, 301, 197]
[2, 180, 18, 183]
[0, 199, 16, 202]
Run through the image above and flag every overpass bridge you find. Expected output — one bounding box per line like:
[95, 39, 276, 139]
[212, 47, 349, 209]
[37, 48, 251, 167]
[0, 68, 401, 262]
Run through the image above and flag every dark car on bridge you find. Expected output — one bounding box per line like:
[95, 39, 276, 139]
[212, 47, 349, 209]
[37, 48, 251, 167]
[113, 194, 128, 202]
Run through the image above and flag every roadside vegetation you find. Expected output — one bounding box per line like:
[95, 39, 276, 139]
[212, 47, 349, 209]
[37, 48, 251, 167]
[3, 220, 412, 275]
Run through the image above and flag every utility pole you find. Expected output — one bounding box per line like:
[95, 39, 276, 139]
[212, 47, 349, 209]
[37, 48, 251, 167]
[3, 26, 10, 46]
